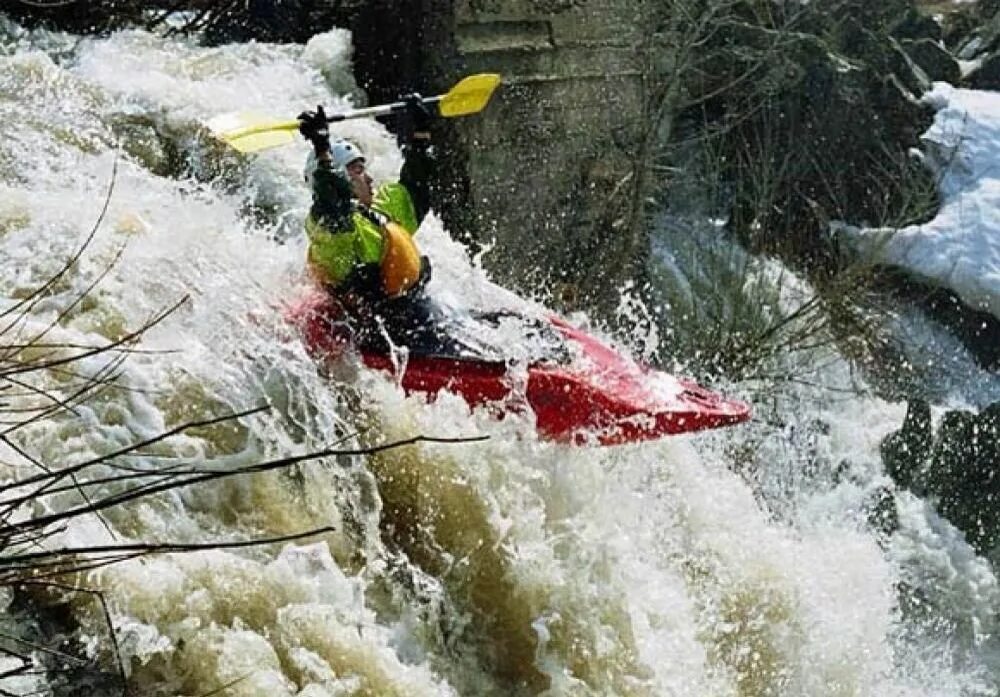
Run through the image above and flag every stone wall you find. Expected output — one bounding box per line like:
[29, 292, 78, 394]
[352, 0, 650, 296]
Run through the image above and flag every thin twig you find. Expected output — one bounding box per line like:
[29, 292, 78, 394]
[7, 433, 487, 536]
[5, 526, 338, 567]
[0, 295, 189, 381]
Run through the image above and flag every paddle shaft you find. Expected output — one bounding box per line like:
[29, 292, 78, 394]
[230, 97, 441, 141]
[210, 74, 498, 152]
[326, 96, 441, 122]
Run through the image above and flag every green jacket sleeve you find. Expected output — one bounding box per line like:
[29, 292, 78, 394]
[398, 141, 437, 226]
[310, 158, 353, 232]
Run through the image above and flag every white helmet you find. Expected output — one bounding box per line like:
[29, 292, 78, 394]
[302, 140, 366, 186]
[331, 139, 365, 172]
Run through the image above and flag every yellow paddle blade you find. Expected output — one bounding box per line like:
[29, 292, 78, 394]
[438, 73, 502, 117]
[223, 128, 299, 153]
[206, 112, 300, 153]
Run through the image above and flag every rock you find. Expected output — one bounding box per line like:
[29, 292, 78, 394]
[926, 410, 976, 497]
[0, 0, 142, 32]
[201, 0, 355, 45]
[900, 38, 961, 84]
[792, 0, 911, 38]
[928, 408, 1000, 552]
[865, 485, 900, 540]
[880, 399, 932, 488]
[971, 402, 1000, 483]
[841, 22, 930, 98]
[951, 5, 1000, 60]
[882, 401, 1000, 554]
[942, 11, 982, 54]
[965, 53, 1000, 90]
[889, 7, 943, 42]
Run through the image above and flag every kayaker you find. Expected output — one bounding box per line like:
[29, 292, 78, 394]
[297, 95, 442, 351]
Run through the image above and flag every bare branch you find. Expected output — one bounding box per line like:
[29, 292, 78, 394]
[5, 526, 337, 568]
[7, 432, 487, 537]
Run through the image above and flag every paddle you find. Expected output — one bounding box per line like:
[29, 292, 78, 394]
[207, 73, 501, 154]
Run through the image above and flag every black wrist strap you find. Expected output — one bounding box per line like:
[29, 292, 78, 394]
[313, 139, 331, 157]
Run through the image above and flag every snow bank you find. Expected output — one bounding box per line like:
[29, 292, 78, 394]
[855, 83, 1000, 320]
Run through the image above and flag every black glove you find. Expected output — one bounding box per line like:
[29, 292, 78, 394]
[403, 93, 433, 132]
[395, 93, 433, 147]
[297, 105, 330, 153]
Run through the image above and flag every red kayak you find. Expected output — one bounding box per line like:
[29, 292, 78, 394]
[285, 290, 749, 446]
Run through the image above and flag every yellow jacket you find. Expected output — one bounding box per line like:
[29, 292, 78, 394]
[305, 143, 433, 292]
[305, 181, 419, 288]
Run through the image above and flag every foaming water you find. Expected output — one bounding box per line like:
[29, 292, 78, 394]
[0, 19, 996, 697]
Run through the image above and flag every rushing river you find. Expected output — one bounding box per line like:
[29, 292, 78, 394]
[0, 18, 998, 696]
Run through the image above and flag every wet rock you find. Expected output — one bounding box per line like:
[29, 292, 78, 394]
[202, 0, 311, 44]
[865, 485, 901, 540]
[880, 399, 932, 489]
[942, 10, 982, 55]
[841, 22, 931, 97]
[201, 0, 357, 45]
[0, 0, 143, 33]
[950, 2, 1000, 60]
[889, 7, 943, 42]
[900, 38, 961, 85]
[925, 410, 976, 498]
[966, 53, 1000, 91]
[881, 400, 1000, 554]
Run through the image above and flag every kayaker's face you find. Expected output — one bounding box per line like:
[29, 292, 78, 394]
[347, 160, 373, 206]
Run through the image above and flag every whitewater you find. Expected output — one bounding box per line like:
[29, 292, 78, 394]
[0, 19, 998, 696]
